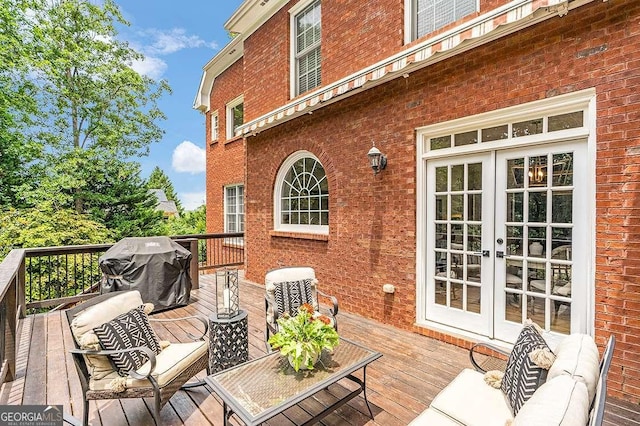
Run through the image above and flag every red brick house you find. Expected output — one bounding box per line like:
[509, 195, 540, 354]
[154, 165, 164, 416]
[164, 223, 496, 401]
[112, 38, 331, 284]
[195, 0, 640, 401]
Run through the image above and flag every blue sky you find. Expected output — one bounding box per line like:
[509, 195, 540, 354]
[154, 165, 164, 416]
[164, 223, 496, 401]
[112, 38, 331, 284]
[114, 1, 243, 210]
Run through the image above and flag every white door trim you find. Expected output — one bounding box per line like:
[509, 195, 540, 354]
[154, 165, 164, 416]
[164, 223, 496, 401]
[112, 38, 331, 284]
[416, 89, 597, 343]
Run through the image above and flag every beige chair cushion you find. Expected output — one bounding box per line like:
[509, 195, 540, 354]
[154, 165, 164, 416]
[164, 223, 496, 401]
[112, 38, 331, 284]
[89, 341, 207, 391]
[429, 369, 513, 426]
[548, 334, 600, 402]
[70, 291, 144, 380]
[265, 267, 319, 324]
[513, 375, 590, 426]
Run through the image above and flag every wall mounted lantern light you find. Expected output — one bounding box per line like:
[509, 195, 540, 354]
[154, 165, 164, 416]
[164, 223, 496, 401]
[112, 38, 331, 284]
[367, 143, 387, 175]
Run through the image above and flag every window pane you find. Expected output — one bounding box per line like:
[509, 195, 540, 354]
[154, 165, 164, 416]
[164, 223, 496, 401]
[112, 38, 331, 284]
[279, 156, 328, 229]
[416, 0, 477, 38]
[548, 111, 583, 132]
[430, 135, 451, 150]
[513, 118, 543, 137]
[454, 130, 477, 147]
[482, 125, 508, 142]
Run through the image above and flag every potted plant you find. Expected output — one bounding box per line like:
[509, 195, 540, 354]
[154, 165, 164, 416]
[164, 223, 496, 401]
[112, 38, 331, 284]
[268, 303, 339, 371]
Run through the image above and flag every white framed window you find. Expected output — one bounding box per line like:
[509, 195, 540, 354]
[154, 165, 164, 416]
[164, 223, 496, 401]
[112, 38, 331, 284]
[274, 151, 328, 234]
[290, 0, 321, 97]
[226, 95, 244, 139]
[224, 184, 244, 233]
[405, 0, 478, 42]
[211, 111, 219, 142]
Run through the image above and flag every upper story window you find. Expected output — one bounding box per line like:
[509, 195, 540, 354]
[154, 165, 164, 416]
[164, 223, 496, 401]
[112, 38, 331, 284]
[211, 111, 219, 142]
[226, 95, 244, 139]
[225, 184, 244, 233]
[274, 151, 328, 234]
[409, 0, 478, 41]
[291, 0, 321, 96]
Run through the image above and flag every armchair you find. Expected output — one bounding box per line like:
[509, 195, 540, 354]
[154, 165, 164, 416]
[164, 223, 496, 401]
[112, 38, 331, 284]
[264, 266, 338, 351]
[65, 290, 209, 426]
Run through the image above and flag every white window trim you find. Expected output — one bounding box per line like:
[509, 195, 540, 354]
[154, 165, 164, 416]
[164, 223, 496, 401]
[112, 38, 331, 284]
[404, 0, 480, 44]
[274, 150, 329, 235]
[415, 88, 597, 342]
[224, 183, 244, 233]
[289, 0, 321, 98]
[226, 95, 244, 139]
[211, 111, 219, 142]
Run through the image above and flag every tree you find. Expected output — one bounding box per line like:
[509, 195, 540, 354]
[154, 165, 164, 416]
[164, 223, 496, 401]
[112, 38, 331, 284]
[164, 205, 206, 236]
[83, 160, 166, 240]
[0, 205, 111, 258]
[0, 0, 39, 207]
[146, 166, 184, 214]
[27, 0, 170, 213]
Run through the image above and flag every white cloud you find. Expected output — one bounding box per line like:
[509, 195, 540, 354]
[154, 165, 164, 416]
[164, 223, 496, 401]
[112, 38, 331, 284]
[172, 141, 206, 174]
[180, 192, 206, 211]
[130, 56, 167, 79]
[142, 28, 218, 55]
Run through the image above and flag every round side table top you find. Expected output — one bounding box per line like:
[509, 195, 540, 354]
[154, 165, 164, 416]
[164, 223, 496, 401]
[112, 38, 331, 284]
[210, 310, 248, 323]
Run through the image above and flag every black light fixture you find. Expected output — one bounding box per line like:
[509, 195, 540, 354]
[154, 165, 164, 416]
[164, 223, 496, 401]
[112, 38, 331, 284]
[367, 143, 387, 175]
[215, 267, 240, 319]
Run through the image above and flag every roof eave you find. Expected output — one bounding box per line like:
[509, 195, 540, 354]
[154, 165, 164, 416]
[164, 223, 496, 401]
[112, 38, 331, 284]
[193, 37, 244, 113]
[225, 0, 288, 38]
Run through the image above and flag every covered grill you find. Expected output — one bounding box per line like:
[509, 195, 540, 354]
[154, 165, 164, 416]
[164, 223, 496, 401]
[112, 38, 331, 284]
[99, 236, 192, 312]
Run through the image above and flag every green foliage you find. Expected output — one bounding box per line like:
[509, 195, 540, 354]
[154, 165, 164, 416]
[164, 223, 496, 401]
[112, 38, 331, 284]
[164, 205, 206, 236]
[0, 205, 111, 258]
[0, 0, 39, 206]
[146, 166, 183, 214]
[268, 304, 339, 371]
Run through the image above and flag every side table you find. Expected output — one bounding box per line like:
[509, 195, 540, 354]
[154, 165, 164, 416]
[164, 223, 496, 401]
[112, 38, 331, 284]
[209, 310, 249, 373]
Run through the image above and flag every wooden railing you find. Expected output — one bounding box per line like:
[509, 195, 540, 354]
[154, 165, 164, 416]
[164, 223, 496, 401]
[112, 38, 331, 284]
[0, 233, 244, 386]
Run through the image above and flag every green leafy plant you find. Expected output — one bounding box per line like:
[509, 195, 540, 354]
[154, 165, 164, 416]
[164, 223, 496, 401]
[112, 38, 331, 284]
[268, 303, 339, 371]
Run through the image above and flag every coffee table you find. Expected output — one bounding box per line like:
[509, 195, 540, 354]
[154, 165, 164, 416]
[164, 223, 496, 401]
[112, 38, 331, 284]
[205, 337, 382, 426]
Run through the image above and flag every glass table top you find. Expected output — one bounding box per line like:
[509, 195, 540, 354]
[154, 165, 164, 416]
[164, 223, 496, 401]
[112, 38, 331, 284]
[206, 337, 381, 423]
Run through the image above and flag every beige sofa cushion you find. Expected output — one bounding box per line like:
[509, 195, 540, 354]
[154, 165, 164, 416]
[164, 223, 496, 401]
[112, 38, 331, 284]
[89, 340, 207, 390]
[70, 291, 145, 380]
[409, 407, 462, 425]
[429, 369, 513, 426]
[513, 375, 590, 426]
[548, 334, 600, 402]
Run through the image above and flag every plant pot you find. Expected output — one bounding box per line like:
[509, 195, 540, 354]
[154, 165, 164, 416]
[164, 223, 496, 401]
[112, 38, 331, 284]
[288, 350, 319, 371]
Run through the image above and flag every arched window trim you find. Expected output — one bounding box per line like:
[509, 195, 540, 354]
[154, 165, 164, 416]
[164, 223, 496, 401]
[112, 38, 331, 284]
[274, 150, 329, 235]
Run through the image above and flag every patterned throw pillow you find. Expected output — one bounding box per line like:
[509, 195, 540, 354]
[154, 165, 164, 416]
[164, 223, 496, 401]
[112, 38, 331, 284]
[501, 323, 553, 415]
[274, 279, 314, 317]
[93, 306, 162, 376]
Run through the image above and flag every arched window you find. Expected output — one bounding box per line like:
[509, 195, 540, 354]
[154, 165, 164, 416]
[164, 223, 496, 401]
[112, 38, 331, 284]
[274, 151, 329, 234]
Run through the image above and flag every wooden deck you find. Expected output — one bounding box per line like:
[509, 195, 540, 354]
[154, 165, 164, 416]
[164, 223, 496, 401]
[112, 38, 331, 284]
[1, 274, 638, 426]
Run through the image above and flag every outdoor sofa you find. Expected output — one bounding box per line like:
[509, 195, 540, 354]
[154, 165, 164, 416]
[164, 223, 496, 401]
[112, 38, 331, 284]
[410, 331, 615, 426]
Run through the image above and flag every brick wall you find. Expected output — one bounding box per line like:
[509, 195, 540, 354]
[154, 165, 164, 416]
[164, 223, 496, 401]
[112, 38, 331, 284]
[206, 59, 246, 234]
[239, 1, 640, 401]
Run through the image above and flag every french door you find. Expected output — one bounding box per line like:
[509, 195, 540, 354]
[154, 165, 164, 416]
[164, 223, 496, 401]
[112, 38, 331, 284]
[425, 141, 588, 343]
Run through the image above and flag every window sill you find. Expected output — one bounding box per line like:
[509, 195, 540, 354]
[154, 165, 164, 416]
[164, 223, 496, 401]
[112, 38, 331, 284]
[224, 135, 244, 145]
[209, 140, 219, 146]
[269, 230, 329, 241]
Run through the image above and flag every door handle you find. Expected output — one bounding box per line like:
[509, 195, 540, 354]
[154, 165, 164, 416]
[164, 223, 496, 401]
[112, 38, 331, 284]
[496, 251, 512, 259]
[474, 250, 490, 257]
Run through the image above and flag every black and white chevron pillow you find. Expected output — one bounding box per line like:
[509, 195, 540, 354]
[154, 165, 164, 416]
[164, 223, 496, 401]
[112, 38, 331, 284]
[274, 279, 314, 317]
[94, 306, 162, 377]
[501, 323, 552, 415]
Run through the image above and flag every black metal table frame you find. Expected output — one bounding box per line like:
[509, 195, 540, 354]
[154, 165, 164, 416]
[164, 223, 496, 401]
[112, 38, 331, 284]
[206, 338, 381, 426]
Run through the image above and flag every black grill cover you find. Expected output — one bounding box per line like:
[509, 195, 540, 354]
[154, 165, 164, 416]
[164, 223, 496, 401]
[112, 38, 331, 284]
[99, 236, 192, 312]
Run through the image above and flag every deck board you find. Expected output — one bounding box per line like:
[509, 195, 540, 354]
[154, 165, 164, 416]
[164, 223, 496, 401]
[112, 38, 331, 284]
[2, 273, 639, 425]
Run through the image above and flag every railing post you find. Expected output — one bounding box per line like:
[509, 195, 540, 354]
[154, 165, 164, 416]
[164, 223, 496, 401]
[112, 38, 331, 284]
[17, 257, 26, 319]
[189, 239, 199, 290]
[5, 276, 17, 382]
